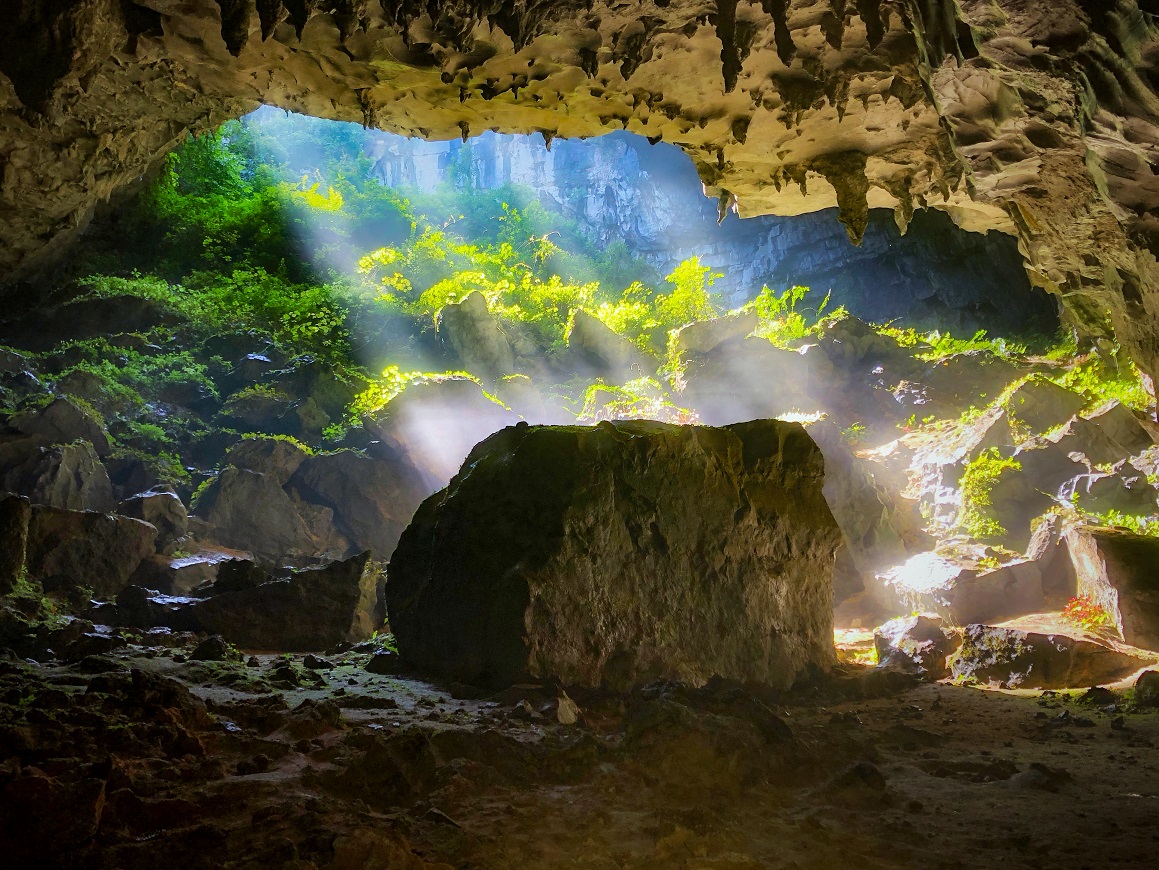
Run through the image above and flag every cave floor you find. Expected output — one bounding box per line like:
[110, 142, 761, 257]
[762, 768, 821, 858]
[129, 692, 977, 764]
[3, 645, 1158, 869]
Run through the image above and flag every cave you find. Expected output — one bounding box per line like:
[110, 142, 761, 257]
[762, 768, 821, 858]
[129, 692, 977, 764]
[4, 2, 1159, 868]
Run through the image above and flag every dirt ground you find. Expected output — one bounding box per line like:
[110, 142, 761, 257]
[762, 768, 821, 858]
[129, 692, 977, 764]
[3, 635, 1158, 870]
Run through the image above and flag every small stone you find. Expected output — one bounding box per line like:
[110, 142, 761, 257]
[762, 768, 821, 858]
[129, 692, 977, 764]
[556, 692, 580, 725]
[303, 654, 333, 670]
[191, 635, 236, 662]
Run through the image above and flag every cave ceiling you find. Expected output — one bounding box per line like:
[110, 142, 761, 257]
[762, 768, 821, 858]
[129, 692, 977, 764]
[3, 1, 1159, 374]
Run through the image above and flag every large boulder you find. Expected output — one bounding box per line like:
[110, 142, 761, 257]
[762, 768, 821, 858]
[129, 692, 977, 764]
[951, 624, 1149, 689]
[672, 311, 758, 356]
[288, 450, 428, 560]
[0, 494, 31, 595]
[25, 506, 158, 598]
[223, 435, 309, 485]
[1002, 378, 1085, 434]
[363, 377, 519, 489]
[185, 552, 384, 651]
[874, 614, 959, 679]
[438, 290, 517, 378]
[387, 419, 841, 691]
[1064, 527, 1159, 650]
[681, 337, 819, 425]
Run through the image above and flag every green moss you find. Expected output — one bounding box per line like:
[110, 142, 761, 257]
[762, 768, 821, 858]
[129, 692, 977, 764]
[958, 448, 1022, 541]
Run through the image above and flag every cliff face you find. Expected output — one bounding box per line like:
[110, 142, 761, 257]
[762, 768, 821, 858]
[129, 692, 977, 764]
[1, 1, 1157, 370]
[363, 127, 1054, 333]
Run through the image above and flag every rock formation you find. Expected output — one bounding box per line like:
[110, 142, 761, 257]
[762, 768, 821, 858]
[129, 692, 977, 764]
[3, 1, 1159, 378]
[386, 418, 841, 690]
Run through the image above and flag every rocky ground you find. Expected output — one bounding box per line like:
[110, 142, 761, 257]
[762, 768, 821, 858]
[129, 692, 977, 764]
[3, 635, 1159, 869]
[6, 270, 1159, 865]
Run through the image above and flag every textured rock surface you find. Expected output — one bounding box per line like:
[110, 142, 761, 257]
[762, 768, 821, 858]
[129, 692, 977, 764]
[25, 505, 158, 598]
[0, 494, 31, 595]
[2, 0, 1159, 378]
[879, 553, 1045, 626]
[874, 613, 959, 679]
[386, 419, 841, 690]
[185, 551, 385, 651]
[1065, 526, 1159, 650]
[951, 623, 1150, 689]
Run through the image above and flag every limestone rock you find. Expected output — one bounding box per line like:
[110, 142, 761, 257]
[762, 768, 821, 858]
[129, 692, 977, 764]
[1003, 379, 1085, 435]
[288, 450, 428, 560]
[224, 435, 309, 485]
[386, 419, 841, 691]
[879, 554, 1044, 626]
[1025, 514, 1078, 605]
[1064, 527, 1159, 650]
[0, 494, 31, 595]
[438, 290, 517, 378]
[25, 506, 158, 599]
[807, 421, 929, 605]
[1136, 670, 1159, 708]
[192, 467, 318, 565]
[673, 311, 758, 356]
[11, 397, 112, 456]
[1064, 468, 1159, 517]
[185, 552, 385, 651]
[874, 614, 959, 680]
[567, 310, 655, 383]
[363, 377, 519, 489]
[951, 624, 1149, 689]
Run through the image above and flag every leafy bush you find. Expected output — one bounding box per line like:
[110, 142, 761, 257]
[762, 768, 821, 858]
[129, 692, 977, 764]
[1061, 595, 1112, 633]
[576, 377, 698, 424]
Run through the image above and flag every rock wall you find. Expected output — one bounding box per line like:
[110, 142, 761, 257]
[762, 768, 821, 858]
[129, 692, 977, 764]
[2, 1, 1158, 370]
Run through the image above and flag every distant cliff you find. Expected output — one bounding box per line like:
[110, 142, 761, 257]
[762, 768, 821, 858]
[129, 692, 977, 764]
[363, 130, 1057, 335]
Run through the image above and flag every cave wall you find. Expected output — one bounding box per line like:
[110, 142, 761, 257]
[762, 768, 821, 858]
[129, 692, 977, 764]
[1, 1, 1158, 372]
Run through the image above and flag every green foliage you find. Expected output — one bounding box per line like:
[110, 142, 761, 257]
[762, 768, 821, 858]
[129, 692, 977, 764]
[749, 284, 842, 348]
[958, 448, 1022, 540]
[879, 325, 1027, 362]
[1045, 349, 1153, 412]
[348, 366, 482, 420]
[576, 377, 698, 424]
[1082, 509, 1159, 536]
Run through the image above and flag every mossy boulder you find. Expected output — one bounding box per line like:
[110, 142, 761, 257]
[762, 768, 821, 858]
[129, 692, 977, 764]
[386, 419, 841, 691]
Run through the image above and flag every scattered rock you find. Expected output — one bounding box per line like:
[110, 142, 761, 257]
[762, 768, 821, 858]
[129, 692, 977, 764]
[951, 624, 1149, 689]
[1002, 378, 1085, 434]
[0, 439, 115, 512]
[438, 290, 517, 377]
[387, 419, 841, 690]
[672, 310, 757, 355]
[222, 436, 309, 485]
[118, 489, 188, 553]
[288, 449, 429, 560]
[567, 309, 654, 382]
[193, 467, 319, 565]
[879, 554, 1044, 626]
[190, 635, 238, 662]
[365, 649, 406, 675]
